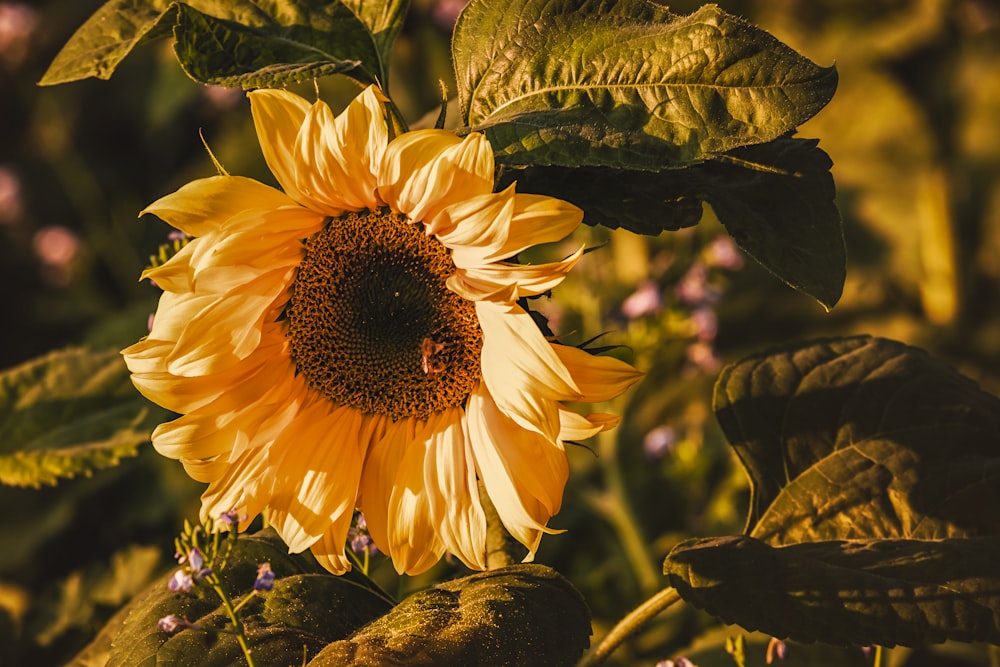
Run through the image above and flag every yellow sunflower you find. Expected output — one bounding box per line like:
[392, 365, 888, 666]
[123, 86, 642, 575]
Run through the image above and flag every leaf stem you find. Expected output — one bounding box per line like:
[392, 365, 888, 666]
[578, 587, 681, 667]
[479, 477, 526, 569]
[210, 577, 257, 667]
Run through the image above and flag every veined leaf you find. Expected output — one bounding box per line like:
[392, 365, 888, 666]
[308, 564, 591, 667]
[0, 347, 168, 488]
[40, 0, 385, 88]
[173, 2, 378, 89]
[453, 1, 837, 170]
[714, 336, 1000, 541]
[38, 0, 175, 85]
[501, 136, 844, 308]
[663, 336, 1000, 647]
[340, 0, 409, 84]
[665, 535, 1000, 647]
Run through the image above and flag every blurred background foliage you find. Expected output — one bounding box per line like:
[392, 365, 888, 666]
[0, 0, 998, 665]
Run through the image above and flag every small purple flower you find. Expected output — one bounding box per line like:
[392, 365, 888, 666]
[689, 306, 718, 342]
[348, 512, 379, 555]
[157, 614, 197, 633]
[655, 658, 696, 667]
[643, 425, 678, 460]
[217, 510, 237, 530]
[675, 263, 720, 306]
[621, 280, 662, 319]
[704, 236, 744, 272]
[157, 614, 183, 633]
[168, 569, 194, 592]
[686, 340, 721, 374]
[254, 562, 275, 592]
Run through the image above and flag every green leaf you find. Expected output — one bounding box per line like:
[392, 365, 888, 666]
[664, 535, 1000, 647]
[308, 564, 591, 667]
[38, 0, 176, 86]
[0, 347, 168, 488]
[172, 2, 381, 89]
[340, 0, 409, 84]
[705, 137, 844, 309]
[453, 1, 837, 170]
[104, 529, 393, 667]
[501, 136, 843, 308]
[714, 336, 1000, 540]
[40, 0, 385, 88]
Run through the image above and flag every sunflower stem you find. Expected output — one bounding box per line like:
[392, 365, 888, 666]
[578, 587, 681, 667]
[478, 478, 526, 569]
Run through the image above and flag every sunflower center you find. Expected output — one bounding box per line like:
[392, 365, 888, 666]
[286, 207, 483, 421]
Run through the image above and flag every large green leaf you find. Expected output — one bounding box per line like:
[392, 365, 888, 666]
[453, 1, 837, 170]
[104, 529, 393, 667]
[665, 535, 1000, 647]
[340, 0, 409, 85]
[0, 347, 168, 488]
[501, 136, 844, 308]
[172, 2, 380, 89]
[662, 336, 1000, 647]
[38, 0, 175, 85]
[40, 0, 385, 88]
[308, 564, 591, 667]
[715, 336, 1000, 540]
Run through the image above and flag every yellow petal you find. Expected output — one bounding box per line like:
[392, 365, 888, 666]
[552, 344, 644, 402]
[422, 409, 487, 571]
[266, 403, 364, 553]
[142, 175, 295, 237]
[434, 186, 516, 266]
[448, 245, 585, 300]
[477, 299, 579, 439]
[378, 130, 493, 225]
[249, 88, 312, 203]
[465, 384, 567, 555]
[310, 527, 355, 575]
[558, 409, 621, 441]
[293, 86, 388, 214]
[386, 429, 446, 575]
[357, 417, 414, 564]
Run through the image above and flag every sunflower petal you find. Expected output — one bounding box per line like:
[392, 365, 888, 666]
[249, 89, 312, 202]
[143, 175, 295, 237]
[266, 403, 364, 553]
[423, 409, 487, 571]
[294, 86, 388, 215]
[477, 299, 579, 439]
[558, 409, 621, 441]
[465, 384, 567, 556]
[378, 130, 493, 225]
[552, 344, 644, 402]
[449, 245, 585, 300]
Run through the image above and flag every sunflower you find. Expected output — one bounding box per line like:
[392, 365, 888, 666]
[123, 86, 642, 575]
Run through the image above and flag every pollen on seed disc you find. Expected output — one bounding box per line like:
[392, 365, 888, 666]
[286, 208, 483, 420]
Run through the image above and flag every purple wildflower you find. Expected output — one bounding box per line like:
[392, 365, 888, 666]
[703, 236, 744, 271]
[621, 280, 662, 319]
[254, 562, 275, 592]
[643, 425, 678, 460]
[766, 637, 788, 663]
[168, 569, 194, 592]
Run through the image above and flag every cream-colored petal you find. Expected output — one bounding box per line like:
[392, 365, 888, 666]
[249, 89, 312, 203]
[266, 402, 365, 553]
[357, 418, 414, 563]
[386, 424, 447, 574]
[142, 175, 295, 237]
[310, 526, 356, 575]
[293, 87, 387, 214]
[199, 447, 272, 524]
[465, 384, 566, 555]
[433, 186, 515, 265]
[378, 130, 493, 225]
[558, 409, 621, 441]
[476, 299, 579, 439]
[552, 344, 644, 402]
[164, 290, 275, 376]
[141, 239, 197, 292]
[443, 191, 582, 268]
[426, 410, 488, 570]
[448, 246, 585, 301]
